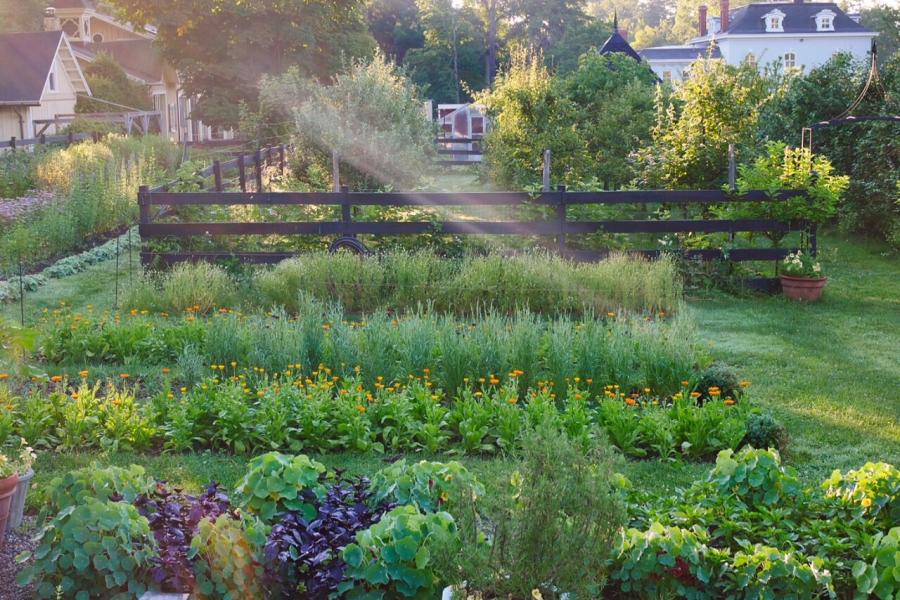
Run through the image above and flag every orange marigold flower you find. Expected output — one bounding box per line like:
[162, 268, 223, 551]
[0, 373, 8, 380]
[120, 373, 130, 380]
[51, 375, 63, 383]
[79, 370, 89, 378]
[356, 404, 367, 413]
[740, 380, 751, 388]
[690, 391, 701, 398]
[507, 397, 518, 405]
[709, 390, 721, 397]
[681, 380, 690, 387]
[161, 368, 171, 375]
[724, 399, 736, 406]
[625, 398, 637, 406]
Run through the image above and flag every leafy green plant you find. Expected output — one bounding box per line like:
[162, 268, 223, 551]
[369, 460, 485, 514]
[339, 505, 459, 599]
[188, 513, 267, 600]
[16, 498, 156, 599]
[707, 448, 801, 507]
[823, 462, 900, 528]
[234, 452, 327, 523]
[43, 464, 154, 517]
[852, 527, 900, 600]
[744, 412, 789, 452]
[781, 250, 824, 278]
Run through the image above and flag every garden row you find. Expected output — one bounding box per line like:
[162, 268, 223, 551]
[35, 300, 698, 396]
[0, 371, 773, 459]
[0, 135, 180, 273]
[12, 437, 900, 599]
[125, 252, 682, 316]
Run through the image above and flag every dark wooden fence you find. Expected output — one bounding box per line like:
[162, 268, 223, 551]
[138, 185, 813, 288]
[0, 131, 93, 150]
[148, 144, 288, 194]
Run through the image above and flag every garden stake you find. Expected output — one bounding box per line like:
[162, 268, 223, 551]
[18, 256, 25, 327]
[114, 233, 120, 309]
[128, 228, 133, 285]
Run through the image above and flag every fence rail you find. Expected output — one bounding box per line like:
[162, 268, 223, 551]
[138, 186, 814, 289]
[0, 132, 93, 150]
[148, 144, 288, 194]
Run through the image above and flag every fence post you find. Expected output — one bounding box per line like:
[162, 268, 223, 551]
[332, 150, 340, 192]
[238, 154, 246, 192]
[279, 144, 286, 175]
[213, 160, 223, 192]
[340, 184, 354, 238]
[556, 184, 567, 254]
[728, 143, 737, 191]
[809, 223, 818, 257]
[255, 149, 263, 192]
[67, 131, 74, 147]
[542, 149, 551, 192]
[138, 185, 149, 267]
[18, 255, 24, 327]
[39, 133, 46, 146]
[9, 137, 15, 152]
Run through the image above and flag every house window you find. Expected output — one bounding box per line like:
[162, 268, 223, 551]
[662, 70, 672, 82]
[471, 116, 484, 135]
[61, 19, 79, 37]
[815, 10, 836, 32]
[763, 9, 785, 33]
[784, 52, 796, 69]
[48, 69, 57, 92]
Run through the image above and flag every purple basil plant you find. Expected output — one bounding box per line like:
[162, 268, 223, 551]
[135, 481, 232, 592]
[264, 474, 393, 599]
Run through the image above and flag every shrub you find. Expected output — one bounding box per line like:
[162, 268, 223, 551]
[724, 545, 831, 599]
[369, 460, 485, 514]
[234, 452, 327, 523]
[17, 498, 156, 599]
[744, 412, 789, 452]
[696, 361, 742, 401]
[125, 261, 236, 314]
[454, 427, 626, 599]
[707, 448, 801, 507]
[339, 505, 459, 598]
[188, 513, 267, 599]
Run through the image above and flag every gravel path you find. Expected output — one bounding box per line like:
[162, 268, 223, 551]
[0, 519, 36, 600]
[0, 192, 56, 222]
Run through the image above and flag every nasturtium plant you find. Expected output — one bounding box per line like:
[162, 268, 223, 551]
[369, 460, 485, 514]
[44, 464, 154, 518]
[16, 498, 156, 599]
[823, 462, 899, 528]
[723, 545, 832, 599]
[707, 447, 800, 507]
[188, 513, 267, 600]
[339, 505, 460, 599]
[614, 522, 722, 600]
[234, 452, 327, 523]
[852, 527, 900, 600]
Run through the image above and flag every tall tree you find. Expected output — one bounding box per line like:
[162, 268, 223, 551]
[861, 6, 900, 67]
[368, 0, 426, 62]
[107, 0, 375, 127]
[506, 0, 588, 53]
[0, 0, 44, 33]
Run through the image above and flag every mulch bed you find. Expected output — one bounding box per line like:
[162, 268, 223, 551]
[0, 519, 36, 600]
[0, 192, 56, 223]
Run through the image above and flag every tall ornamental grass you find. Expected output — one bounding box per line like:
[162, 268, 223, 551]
[130, 251, 681, 316]
[0, 135, 179, 271]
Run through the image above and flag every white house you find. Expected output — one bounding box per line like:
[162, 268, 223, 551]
[0, 30, 91, 141]
[640, 0, 877, 82]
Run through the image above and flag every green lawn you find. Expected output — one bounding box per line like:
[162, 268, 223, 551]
[6, 228, 899, 508]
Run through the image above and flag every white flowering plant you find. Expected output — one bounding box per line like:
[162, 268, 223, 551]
[781, 251, 823, 278]
[0, 439, 36, 479]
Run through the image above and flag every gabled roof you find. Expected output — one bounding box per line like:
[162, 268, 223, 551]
[0, 31, 89, 106]
[640, 44, 722, 61]
[598, 31, 643, 62]
[725, 2, 872, 34]
[71, 39, 165, 84]
[50, 0, 96, 9]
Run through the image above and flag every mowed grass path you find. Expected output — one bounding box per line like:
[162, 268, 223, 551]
[7, 230, 898, 507]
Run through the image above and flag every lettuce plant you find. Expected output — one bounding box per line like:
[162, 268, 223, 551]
[234, 452, 327, 523]
[707, 447, 800, 507]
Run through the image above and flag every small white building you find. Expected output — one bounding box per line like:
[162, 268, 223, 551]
[640, 0, 877, 82]
[436, 103, 488, 163]
[0, 30, 91, 141]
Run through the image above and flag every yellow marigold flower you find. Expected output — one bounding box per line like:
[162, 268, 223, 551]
[230, 361, 237, 368]
[0, 373, 8, 380]
[607, 312, 616, 318]
[644, 387, 651, 394]
[180, 387, 187, 393]
[740, 380, 751, 388]
[507, 397, 518, 405]
[4, 404, 14, 411]
[861, 497, 873, 508]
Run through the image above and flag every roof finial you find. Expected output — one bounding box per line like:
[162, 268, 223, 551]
[614, 10, 619, 31]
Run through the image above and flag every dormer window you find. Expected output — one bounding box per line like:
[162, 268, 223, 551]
[763, 9, 785, 33]
[815, 9, 836, 32]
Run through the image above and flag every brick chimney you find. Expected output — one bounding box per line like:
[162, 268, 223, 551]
[43, 7, 60, 32]
[699, 5, 708, 36]
[720, 0, 730, 33]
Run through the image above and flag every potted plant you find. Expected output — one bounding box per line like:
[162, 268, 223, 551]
[7, 439, 36, 532]
[0, 441, 34, 546]
[779, 251, 826, 301]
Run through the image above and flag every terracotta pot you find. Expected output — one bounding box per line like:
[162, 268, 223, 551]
[780, 275, 827, 301]
[0, 473, 19, 549]
[7, 468, 34, 532]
